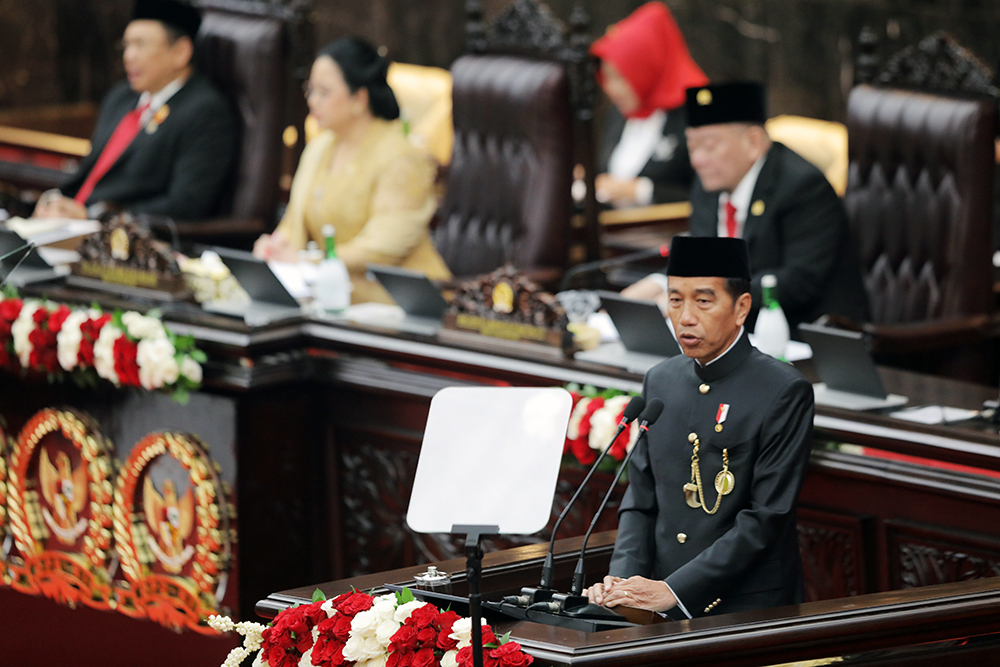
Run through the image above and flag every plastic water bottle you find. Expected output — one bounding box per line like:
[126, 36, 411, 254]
[314, 224, 351, 313]
[754, 274, 789, 360]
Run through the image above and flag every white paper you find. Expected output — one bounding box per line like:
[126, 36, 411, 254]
[890, 405, 980, 424]
[267, 260, 312, 299]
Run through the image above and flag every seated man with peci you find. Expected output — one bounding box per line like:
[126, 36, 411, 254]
[34, 0, 237, 222]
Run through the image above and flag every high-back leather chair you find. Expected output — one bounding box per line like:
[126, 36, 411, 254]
[173, 0, 311, 247]
[845, 32, 999, 382]
[433, 0, 599, 283]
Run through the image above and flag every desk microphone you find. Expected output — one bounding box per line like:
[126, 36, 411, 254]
[533, 395, 645, 595]
[569, 398, 663, 597]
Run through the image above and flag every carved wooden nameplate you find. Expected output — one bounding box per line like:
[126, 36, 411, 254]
[70, 215, 189, 301]
[442, 264, 571, 354]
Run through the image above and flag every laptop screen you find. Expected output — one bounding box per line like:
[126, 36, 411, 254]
[798, 323, 887, 398]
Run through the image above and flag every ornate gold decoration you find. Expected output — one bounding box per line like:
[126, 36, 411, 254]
[697, 89, 713, 106]
[6, 409, 116, 609]
[110, 227, 130, 261]
[751, 200, 765, 216]
[491, 282, 514, 314]
[112, 432, 233, 633]
[0, 421, 9, 588]
[683, 436, 733, 514]
[677, 533, 687, 544]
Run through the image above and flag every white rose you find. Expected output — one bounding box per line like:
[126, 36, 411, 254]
[371, 593, 398, 621]
[121, 311, 166, 340]
[448, 617, 489, 649]
[93, 324, 123, 384]
[11, 300, 43, 367]
[361, 636, 382, 660]
[137, 337, 179, 390]
[342, 635, 366, 662]
[441, 650, 459, 667]
[56, 310, 89, 371]
[375, 619, 400, 647]
[360, 656, 387, 667]
[179, 355, 203, 384]
[320, 599, 337, 616]
[625, 420, 640, 453]
[588, 395, 632, 452]
[350, 608, 379, 636]
[565, 396, 594, 440]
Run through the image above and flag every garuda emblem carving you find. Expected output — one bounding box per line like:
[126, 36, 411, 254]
[40, 448, 89, 545]
[143, 477, 195, 574]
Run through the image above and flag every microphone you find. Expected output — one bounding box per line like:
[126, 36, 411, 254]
[559, 244, 669, 291]
[535, 395, 645, 594]
[570, 398, 664, 596]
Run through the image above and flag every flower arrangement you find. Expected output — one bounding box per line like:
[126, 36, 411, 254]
[209, 589, 534, 667]
[564, 383, 639, 468]
[0, 289, 204, 402]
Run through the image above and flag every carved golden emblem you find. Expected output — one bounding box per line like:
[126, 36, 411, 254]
[40, 448, 89, 546]
[697, 89, 713, 106]
[143, 477, 195, 574]
[6, 409, 115, 609]
[751, 200, 766, 216]
[110, 227, 130, 261]
[492, 282, 514, 314]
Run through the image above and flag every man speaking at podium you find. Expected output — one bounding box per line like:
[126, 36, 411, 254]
[586, 236, 814, 618]
[34, 0, 236, 221]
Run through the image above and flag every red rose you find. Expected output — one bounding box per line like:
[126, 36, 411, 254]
[387, 651, 413, 667]
[411, 647, 438, 667]
[47, 305, 71, 333]
[480, 627, 497, 646]
[0, 298, 22, 321]
[409, 604, 438, 629]
[390, 624, 420, 652]
[32, 307, 47, 324]
[0, 347, 10, 368]
[0, 319, 11, 339]
[489, 642, 533, 667]
[456, 647, 473, 666]
[112, 335, 140, 386]
[416, 625, 437, 645]
[435, 611, 461, 651]
[336, 591, 374, 615]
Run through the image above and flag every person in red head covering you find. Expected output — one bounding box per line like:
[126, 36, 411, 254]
[591, 2, 708, 207]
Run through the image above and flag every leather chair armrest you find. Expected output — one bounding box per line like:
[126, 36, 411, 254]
[172, 217, 269, 238]
[860, 313, 1000, 355]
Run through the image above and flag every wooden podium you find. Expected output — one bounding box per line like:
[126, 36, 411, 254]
[258, 530, 1000, 666]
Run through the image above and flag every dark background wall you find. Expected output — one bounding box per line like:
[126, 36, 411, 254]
[1, 0, 999, 123]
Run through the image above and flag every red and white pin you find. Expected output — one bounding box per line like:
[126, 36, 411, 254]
[715, 403, 729, 432]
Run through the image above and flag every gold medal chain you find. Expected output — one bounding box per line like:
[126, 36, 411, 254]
[688, 442, 729, 515]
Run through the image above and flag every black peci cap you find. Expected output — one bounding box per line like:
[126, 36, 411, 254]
[132, 0, 202, 40]
[667, 236, 751, 281]
[685, 82, 767, 127]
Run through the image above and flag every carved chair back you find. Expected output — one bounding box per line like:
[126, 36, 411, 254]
[433, 0, 599, 280]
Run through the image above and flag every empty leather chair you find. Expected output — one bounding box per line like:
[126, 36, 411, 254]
[845, 84, 998, 382]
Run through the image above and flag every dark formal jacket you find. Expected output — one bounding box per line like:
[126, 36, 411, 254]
[598, 106, 694, 204]
[688, 142, 870, 332]
[61, 73, 237, 221]
[609, 333, 814, 617]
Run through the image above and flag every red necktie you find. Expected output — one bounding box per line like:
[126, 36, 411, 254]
[724, 201, 738, 238]
[74, 102, 150, 205]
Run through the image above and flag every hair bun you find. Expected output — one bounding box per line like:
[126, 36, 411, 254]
[318, 37, 398, 120]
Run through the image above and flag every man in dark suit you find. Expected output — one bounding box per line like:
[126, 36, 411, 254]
[587, 236, 814, 618]
[624, 82, 869, 332]
[34, 0, 236, 222]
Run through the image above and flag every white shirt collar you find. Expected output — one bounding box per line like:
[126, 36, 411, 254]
[608, 110, 668, 180]
[717, 153, 767, 238]
[698, 326, 745, 367]
[137, 75, 188, 123]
